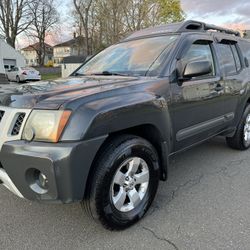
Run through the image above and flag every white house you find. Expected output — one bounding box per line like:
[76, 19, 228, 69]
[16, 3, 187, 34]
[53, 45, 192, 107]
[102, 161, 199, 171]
[53, 36, 87, 66]
[0, 35, 25, 83]
[61, 55, 86, 78]
[20, 42, 53, 66]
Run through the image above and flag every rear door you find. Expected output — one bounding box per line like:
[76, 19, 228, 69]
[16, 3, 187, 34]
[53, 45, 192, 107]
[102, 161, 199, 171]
[214, 39, 244, 125]
[169, 36, 229, 151]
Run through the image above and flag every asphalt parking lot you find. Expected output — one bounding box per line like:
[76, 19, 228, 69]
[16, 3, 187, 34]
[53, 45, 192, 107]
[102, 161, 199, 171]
[0, 137, 250, 250]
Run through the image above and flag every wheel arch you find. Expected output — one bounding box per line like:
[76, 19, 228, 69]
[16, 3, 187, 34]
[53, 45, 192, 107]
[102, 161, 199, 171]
[84, 124, 169, 198]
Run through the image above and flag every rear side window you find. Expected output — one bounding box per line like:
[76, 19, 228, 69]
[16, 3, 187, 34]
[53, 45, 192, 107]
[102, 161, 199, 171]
[239, 41, 250, 65]
[217, 44, 240, 76]
[231, 45, 241, 71]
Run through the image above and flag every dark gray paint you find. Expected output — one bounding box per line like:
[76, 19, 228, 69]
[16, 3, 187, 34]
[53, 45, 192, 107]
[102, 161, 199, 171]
[0, 21, 250, 202]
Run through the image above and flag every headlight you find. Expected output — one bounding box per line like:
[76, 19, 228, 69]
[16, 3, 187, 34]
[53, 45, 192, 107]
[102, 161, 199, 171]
[22, 110, 71, 142]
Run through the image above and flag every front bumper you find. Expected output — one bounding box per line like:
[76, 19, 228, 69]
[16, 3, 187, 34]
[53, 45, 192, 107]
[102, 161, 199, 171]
[0, 136, 107, 203]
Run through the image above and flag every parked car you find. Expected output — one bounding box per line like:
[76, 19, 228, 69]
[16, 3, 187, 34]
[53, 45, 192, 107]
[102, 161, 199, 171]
[0, 20, 250, 230]
[6, 67, 41, 83]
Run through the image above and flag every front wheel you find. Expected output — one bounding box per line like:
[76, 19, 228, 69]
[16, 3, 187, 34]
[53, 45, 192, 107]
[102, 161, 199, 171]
[226, 104, 250, 150]
[82, 135, 160, 230]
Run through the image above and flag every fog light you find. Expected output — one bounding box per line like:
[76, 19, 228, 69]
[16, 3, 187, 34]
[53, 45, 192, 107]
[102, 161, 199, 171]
[26, 169, 49, 194]
[38, 173, 48, 189]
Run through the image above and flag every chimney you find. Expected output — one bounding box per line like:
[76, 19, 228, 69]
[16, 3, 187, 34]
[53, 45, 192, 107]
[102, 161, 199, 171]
[73, 32, 76, 39]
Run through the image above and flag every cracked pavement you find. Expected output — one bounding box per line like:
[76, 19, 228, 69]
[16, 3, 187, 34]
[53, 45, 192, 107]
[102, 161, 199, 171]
[0, 126, 250, 248]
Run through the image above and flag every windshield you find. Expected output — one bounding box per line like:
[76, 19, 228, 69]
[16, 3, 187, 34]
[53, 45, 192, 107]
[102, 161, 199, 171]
[21, 67, 35, 71]
[76, 35, 178, 77]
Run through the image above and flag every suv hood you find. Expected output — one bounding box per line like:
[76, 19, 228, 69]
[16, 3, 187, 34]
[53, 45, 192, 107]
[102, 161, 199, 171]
[0, 76, 143, 109]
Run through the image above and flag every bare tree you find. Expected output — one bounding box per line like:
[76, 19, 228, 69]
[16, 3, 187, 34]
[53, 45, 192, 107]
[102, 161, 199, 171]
[124, 0, 185, 32]
[0, 0, 32, 48]
[124, 0, 152, 32]
[73, 0, 94, 55]
[28, 0, 59, 65]
[72, 0, 185, 55]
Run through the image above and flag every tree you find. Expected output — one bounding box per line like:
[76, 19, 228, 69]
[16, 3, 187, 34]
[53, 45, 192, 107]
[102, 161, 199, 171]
[124, 0, 154, 31]
[72, 0, 185, 55]
[157, 0, 185, 23]
[124, 0, 185, 31]
[73, 0, 94, 55]
[28, 0, 59, 65]
[0, 0, 32, 48]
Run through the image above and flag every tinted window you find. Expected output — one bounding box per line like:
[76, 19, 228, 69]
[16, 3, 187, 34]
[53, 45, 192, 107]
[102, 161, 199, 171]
[231, 45, 241, 71]
[182, 43, 215, 77]
[239, 41, 250, 66]
[217, 44, 237, 76]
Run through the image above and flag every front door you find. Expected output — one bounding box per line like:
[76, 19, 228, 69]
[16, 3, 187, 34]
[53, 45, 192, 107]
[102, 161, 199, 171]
[169, 38, 230, 151]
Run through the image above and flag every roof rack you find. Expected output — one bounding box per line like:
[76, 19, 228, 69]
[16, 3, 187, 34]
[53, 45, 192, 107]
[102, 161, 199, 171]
[124, 20, 241, 41]
[178, 20, 241, 37]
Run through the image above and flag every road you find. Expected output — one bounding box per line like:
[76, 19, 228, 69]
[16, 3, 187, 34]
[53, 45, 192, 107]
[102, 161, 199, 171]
[0, 137, 250, 250]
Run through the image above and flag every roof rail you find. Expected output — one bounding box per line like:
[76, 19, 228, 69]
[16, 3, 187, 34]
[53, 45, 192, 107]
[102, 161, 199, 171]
[123, 20, 241, 41]
[204, 23, 241, 37]
[178, 20, 241, 37]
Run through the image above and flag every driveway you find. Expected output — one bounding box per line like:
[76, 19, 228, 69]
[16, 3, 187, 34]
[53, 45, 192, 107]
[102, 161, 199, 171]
[0, 137, 249, 249]
[0, 82, 18, 89]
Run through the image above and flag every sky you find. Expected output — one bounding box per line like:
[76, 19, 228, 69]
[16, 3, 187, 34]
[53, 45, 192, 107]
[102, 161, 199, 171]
[17, 0, 250, 48]
[181, 0, 250, 30]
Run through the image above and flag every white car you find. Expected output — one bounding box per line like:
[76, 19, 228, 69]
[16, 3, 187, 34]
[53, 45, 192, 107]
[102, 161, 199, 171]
[6, 67, 41, 83]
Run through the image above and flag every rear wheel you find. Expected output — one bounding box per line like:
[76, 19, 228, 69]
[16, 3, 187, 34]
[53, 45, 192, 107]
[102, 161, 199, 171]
[82, 135, 160, 230]
[226, 104, 250, 150]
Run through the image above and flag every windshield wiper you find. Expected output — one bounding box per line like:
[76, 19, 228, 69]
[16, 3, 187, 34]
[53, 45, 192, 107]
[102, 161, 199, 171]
[74, 72, 86, 76]
[90, 71, 130, 77]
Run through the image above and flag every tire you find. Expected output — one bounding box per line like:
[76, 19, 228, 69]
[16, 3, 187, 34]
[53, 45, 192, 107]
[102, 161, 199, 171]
[82, 135, 160, 230]
[226, 104, 250, 150]
[16, 76, 21, 83]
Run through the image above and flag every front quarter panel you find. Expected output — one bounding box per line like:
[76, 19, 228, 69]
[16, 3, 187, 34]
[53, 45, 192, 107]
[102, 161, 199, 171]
[61, 92, 171, 145]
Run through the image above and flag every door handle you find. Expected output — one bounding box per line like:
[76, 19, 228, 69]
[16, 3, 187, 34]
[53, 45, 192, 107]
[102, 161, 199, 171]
[215, 83, 224, 92]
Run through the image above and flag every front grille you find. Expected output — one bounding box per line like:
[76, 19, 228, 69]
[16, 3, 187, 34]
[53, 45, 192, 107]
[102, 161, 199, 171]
[0, 111, 4, 122]
[11, 113, 26, 136]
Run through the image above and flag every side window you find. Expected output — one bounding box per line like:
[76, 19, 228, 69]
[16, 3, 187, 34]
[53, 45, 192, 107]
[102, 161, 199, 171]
[181, 42, 215, 78]
[231, 45, 241, 72]
[239, 41, 250, 66]
[217, 44, 238, 76]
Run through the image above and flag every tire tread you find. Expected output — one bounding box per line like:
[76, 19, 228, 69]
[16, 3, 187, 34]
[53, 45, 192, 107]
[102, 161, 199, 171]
[82, 134, 159, 230]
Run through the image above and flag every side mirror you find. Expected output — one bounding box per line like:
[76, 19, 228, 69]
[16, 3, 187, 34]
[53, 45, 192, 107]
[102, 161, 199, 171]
[183, 60, 212, 79]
